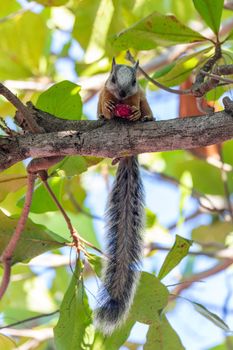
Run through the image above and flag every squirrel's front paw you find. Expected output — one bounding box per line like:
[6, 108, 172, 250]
[128, 106, 141, 121]
[98, 114, 106, 120]
[103, 100, 115, 119]
[141, 115, 154, 122]
[105, 100, 115, 113]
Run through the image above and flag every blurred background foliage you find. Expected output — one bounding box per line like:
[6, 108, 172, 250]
[1, 0, 233, 349]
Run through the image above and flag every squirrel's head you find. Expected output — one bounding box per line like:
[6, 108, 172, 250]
[106, 58, 139, 100]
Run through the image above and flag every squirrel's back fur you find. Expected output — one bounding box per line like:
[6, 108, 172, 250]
[94, 156, 144, 335]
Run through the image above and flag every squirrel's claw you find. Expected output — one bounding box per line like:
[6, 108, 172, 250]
[105, 100, 115, 112]
[102, 100, 115, 119]
[128, 106, 141, 121]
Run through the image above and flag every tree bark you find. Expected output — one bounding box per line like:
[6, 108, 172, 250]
[1, 108, 233, 172]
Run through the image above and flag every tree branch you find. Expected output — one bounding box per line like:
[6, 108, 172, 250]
[170, 259, 233, 299]
[0, 83, 44, 133]
[1, 107, 233, 172]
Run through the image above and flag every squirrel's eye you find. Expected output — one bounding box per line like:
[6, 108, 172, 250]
[132, 79, 136, 85]
[111, 76, 116, 84]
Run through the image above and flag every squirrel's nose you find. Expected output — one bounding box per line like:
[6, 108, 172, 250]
[119, 90, 126, 98]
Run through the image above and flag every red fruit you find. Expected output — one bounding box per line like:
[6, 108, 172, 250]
[114, 104, 132, 119]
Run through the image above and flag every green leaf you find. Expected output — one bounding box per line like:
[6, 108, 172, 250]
[192, 301, 232, 332]
[206, 85, 225, 101]
[144, 315, 185, 350]
[0, 163, 27, 202]
[192, 222, 233, 246]
[54, 259, 94, 350]
[54, 156, 103, 177]
[73, 0, 114, 63]
[18, 176, 86, 214]
[193, 0, 224, 34]
[222, 139, 233, 168]
[180, 296, 233, 333]
[168, 1, 196, 23]
[112, 11, 207, 50]
[210, 340, 233, 349]
[0, 210, 65, 264]
[155, 48, 212, 87]
[92, 320, 135, 350]
[0, 265, 56, 316]
[36, 80, 82, 120]
[87, 253, 102, 277]
[0, 184, 26, 216]
[152, 62, 175, 79]
[131, 272, 169, 324]
[76, 58, 109, 78]
[0, 1, 20, 18]
[158, 235, 192, 280]
[84, 156, 104, 167]
[145, 208, 157, 229]
[34, 0, 69, 6]
[0, 174, 27, 202]
[169, 158, 224, 195]
[30, 210, 100, 248]
[73, 0, 102, 51]
[51, 266, 71, 302]
[0, 334, 16, 350]
[57, 156, 88, 176]
[0, 11, 49, 79]
[18, 177, 66, 213]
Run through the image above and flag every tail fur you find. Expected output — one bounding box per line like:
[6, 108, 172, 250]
[94, 156, 144, 335]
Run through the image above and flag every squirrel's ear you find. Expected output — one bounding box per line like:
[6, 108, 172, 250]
[111, 57, 116, 70]
[134, 60, 139, 70]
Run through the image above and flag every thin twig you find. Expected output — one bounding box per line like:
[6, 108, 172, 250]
[0, 310, 59, 330]
[41, 178, 84, 253]
[3, 328, 53, 350]
[0, 173, 36, 300]
[0, 117, 17, 136]
[40, 177, 103, 256]
[146, 243, 233, 259]
[200, 70, 233, 84]
[215, 64, 233, 76]
[170, 259, 233, 299]
[167, 210, 201, 231]
[142, 166, 224, 215]
[0, 83, 44, 133]
[126, 50, 190, 95]
[192, 42, 222, 97]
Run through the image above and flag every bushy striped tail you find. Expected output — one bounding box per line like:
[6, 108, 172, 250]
[94, 156, 145, 335]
